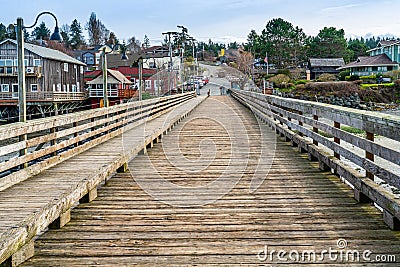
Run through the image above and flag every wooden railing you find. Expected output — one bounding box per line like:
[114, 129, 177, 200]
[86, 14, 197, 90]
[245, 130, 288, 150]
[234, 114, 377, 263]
[231, 89, 400, 230]
[0, 92, 195, 192]
[0, 91, 87, 101]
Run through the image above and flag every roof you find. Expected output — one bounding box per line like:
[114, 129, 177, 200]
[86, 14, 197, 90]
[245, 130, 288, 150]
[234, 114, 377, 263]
[309, 58, 345, 67]
[0, 39, 85, 66]
[87, 69, 132, 85]
[337, 54, 399, 70]
[366, 39, 400, 53]
[114, 66, 157, 76]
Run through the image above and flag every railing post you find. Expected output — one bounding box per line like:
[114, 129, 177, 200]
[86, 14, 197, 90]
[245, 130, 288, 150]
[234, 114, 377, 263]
[73, 122, 78, 147]
[50, 126, 57, 156]
[19, 134, 28, 169]
[365, 131, 374, 179]
[334, 121, 340, 159]
[298, 111, 303, 137]
[313, 114, 318, 146]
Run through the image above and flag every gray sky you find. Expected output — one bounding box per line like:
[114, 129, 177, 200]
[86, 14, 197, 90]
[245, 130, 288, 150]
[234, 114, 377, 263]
[1, 0, 399, 44]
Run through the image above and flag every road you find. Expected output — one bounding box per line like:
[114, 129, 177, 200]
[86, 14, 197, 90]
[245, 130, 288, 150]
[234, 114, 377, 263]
[198, 63, 231, 96]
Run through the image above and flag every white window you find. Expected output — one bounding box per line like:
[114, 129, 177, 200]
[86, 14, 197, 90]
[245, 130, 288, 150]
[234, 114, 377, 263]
[145, 80, 151, 89]
[76, 82, 80, 91]
[71, 84, 77, 92]
[80, 66, 83, 74]
[154, 80, 158, 89]
[57, 83, 61, 92]
[63, 84, 66, 92]
[63, 63, 68, 72]
[66, 84, 70, 92]
[1, 84, 9, 92]
[34, 59, 41, 66]
[53, 84, 56, 92]
[31, 84, 38, 92]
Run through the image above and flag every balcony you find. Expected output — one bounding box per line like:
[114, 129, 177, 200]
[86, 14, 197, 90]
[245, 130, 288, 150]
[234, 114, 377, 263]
[0, 91, 87, 102]
[89, 88, 137, 98]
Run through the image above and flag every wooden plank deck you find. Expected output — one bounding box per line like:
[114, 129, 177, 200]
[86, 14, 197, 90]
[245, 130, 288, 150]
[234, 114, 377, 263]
[22, 96, 400, 266]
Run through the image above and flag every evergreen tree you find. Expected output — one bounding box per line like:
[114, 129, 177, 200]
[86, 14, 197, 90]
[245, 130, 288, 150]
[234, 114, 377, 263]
[143, 35, 150, 48]
[32, 22, 50, 40]
[307, 27, 351, 62]
[0, 23, 7, 42]
[70, 19, 86, 49]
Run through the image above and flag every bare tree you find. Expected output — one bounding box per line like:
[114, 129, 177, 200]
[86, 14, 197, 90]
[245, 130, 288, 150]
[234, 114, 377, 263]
[86, 12, 109, 46]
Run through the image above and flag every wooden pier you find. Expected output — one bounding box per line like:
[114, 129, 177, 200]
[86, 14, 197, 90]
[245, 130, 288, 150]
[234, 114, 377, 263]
[20, 96, 400, 266]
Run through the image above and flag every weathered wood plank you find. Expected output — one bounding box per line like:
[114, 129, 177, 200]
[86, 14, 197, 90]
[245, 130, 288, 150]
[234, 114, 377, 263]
[22, 96, 400, 266]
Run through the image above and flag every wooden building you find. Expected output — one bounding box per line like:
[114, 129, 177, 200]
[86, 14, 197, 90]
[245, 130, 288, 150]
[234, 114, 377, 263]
[0, 39, 87, 121]
[87, 69, 134, 108]
[307, 58, 345, 80]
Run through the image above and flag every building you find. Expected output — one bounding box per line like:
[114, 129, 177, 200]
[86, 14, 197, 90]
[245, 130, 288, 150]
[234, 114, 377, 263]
[338, 40, 400, 76]
[86, 69, 133, 108]
[307, 58, 345, 80]
[0, 39, 87, 121]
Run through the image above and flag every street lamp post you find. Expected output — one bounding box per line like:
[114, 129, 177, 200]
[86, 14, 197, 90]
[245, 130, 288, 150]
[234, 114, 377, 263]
[16, 12, 62, 122]
[101, 47, 109, 107]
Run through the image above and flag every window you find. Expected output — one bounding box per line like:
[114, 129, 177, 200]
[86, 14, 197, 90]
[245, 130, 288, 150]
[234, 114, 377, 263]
[53, 84, 56, 92]
[63, 63, 68, 72]
[76, 82, 80, 91]
[63, 84, 66, 92]
[1, 84, 9, 92]
[57, 83, 61, 92]
[0, 59, 13, 66]
[71, 84, 77, 92]
[34, 59, 41, 66]
[31, 84, 38, 92]
[66, 84, 69, 92]
[154, 80, 158, 89]
[145, 80, 151, 89]
[6, 67, 13, 74]
[80, 66, 83, 74]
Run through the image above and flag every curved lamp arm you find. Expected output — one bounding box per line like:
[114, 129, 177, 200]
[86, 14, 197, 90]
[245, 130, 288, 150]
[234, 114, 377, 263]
[23, 11, 59, 29]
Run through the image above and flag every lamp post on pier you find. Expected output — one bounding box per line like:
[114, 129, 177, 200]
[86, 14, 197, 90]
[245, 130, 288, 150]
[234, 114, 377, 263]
[16, 11, 62, 123]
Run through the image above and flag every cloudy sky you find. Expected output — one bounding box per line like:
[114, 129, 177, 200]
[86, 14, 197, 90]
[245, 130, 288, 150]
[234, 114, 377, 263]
[1, 0, 399, 44]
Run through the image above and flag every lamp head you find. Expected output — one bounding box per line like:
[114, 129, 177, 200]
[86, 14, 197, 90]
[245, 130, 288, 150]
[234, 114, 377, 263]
[50, 25, 62, 41]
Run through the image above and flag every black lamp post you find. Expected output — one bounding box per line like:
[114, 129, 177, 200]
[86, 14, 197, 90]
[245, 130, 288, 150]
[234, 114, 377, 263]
[16, 11, 62, 123]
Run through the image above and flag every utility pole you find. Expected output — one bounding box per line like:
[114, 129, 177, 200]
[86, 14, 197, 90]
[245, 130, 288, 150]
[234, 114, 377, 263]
[162, 31, 178, 95]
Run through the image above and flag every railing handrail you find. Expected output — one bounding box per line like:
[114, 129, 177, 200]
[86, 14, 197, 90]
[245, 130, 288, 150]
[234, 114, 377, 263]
[0, 92, 195, 191]
[231, 89, 400, 230]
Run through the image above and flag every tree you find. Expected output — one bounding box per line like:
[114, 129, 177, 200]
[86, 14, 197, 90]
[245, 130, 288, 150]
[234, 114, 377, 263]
[260, 18, 307, 68]
[347, 39, 368, 61]
[128, 36, 141, 47]
[86, 12, 109, 46]
[106, 31, 118, 47]
[307, 27, 351, 62]
[227, 42, 239, 49]
[60, 24, 71, 48]
[244, 29, 261, 57]
[70, 19, 86, 49]
[0, 23, 7, 42]
[143, 35, 150, 48]
[32, 22, 50, 40]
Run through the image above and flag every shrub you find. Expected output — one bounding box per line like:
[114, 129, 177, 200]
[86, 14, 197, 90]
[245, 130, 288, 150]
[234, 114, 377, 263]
[338, 70, 350, 81]
[294, 79, 308, 85]
[277, 69, 290, 76]
[346, 74, 360, 81]
[268, 74, 290, 88]
[317, 73, 337, 82]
